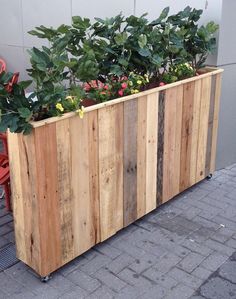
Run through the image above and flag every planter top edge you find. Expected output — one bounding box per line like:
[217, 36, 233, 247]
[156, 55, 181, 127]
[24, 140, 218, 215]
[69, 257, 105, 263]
[30, 67, 223, 129]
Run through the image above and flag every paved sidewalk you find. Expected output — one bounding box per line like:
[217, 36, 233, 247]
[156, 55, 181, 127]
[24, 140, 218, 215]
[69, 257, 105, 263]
[0, 164, 236, 298]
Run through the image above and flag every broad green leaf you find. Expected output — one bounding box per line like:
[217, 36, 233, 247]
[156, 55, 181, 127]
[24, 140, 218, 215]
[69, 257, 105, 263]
[138, 34, 147, 48]
[114, 32, 128, 45]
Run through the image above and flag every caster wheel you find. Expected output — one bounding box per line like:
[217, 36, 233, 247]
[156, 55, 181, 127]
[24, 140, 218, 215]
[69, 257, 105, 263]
[41, 275, 51, 283]
[206, 173, 213, 180]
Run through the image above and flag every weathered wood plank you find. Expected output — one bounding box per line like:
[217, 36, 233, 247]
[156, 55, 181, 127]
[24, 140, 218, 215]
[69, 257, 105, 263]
[196, 77, 211, 182]
[99, 104, 124, 241]
[34, 124, 62, 276]
[189, 80, 202, 185]
[180, 82, 195, 192]
[137, 96, 147, 218]
[157, 91, 165, 206]
[123, 99, 138, 227]
[56, 119, 74, 264]
[210, 73, 222, 173]
[146, 93, 158, 212]
[70, 113, 99, 255]
[162, 86, 183, 203]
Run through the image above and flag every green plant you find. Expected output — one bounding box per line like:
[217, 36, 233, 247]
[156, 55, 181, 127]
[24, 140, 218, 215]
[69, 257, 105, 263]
[0, 6, 219, 134]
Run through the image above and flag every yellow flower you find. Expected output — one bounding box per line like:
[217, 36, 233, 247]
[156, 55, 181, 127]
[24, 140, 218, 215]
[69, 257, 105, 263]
[137, 80, 142, 85]
[56, 103, 64, 112]
[128, 81, 133, 87]
[131, 89, 139, 94]
[144, 74, 149, 83]
[76, 106, 85, 119]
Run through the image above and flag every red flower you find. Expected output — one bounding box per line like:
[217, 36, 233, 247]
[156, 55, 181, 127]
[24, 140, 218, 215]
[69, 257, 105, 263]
[118, 89, 124, 97]
[159, 82, 165, 86]
[104, 85, 109, 90]
[121, 82, 128, 89]
[83, 82, 91, 91]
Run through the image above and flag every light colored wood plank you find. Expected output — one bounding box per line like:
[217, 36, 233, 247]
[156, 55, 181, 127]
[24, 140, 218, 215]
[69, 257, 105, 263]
[210, 73, 222, 173]
[189, 80, 202, 185]
[137, 96, 147, 218]
[123, 99, 138, 226]
[99, 104, 124, 241]
[34, 124, 62, 276]
[180, 82, 195, 192]
[145, 92, 158, 212]
[70, 113, 99, 255]
[196, 77, 212, 182]
[162, 86, 183, 203]
[56, 119, 74, 264]
[8, 133, 27, 262]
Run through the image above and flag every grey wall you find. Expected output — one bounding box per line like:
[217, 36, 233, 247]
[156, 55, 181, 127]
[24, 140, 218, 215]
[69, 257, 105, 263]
[216, 0, 236, 169]
[1, 0, 235, 169]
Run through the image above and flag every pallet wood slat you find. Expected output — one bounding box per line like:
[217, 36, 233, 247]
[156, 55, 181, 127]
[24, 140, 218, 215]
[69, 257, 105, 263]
[8, 68, 223, 277]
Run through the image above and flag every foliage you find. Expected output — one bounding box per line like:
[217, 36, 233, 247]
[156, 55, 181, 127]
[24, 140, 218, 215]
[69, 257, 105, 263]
[0, 6, 219, 134]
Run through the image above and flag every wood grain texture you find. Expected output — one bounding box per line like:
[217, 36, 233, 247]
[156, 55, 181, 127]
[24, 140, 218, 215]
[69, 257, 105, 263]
[8, 69, 222, 277]
[195, 77, 211, 182]
[162, 86, 183, 203]
[123, 99, 138, 227]
[210, 73, 222, 173]
[145, 93, 158, 212]
[156, 91, 165, 206]
[137, 96, 147, 218]
[34, 124, 62, 276]
[99, 104, 124, 241]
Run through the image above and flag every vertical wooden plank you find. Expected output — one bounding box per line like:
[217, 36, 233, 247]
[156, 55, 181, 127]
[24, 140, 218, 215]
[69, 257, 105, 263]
[146, 92, 158, 212]
[8, 133, 27, 262]
[99, 104, 124, 241]
[189, 80, 202, 185]
[18, 133, 41, 273]
[34, 124, 62, 276]
[137, 96, 147, 218]
[196, 77, 211, 181]
[88, 111, 100, 244]
[205, 75, 217, 175]
[123, 99, 138, 227]
[56, 119, 74, 264]
[70, 111, 99, 255]
[162, 86, 183, 203]
[156, 92, 165, 206]
[210, 73, 222, 173]
[180, 82, 195, 192]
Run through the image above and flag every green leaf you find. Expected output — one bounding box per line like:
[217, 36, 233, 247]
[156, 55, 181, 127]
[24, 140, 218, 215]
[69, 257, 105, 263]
[114, 32, 128, 45]
[18, 108, 32, 120]
[18, 80, 32, 90]
[138, 48, 151, 57]
[138, 34, 147, 48]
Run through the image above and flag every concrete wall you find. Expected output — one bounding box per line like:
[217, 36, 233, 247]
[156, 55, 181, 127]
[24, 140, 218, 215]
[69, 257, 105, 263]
[2, 0, 235, 169]
[216, 0, 236, 169]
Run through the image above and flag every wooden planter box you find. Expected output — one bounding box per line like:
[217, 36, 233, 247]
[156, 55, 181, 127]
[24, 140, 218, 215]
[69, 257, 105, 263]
[8, 67, 223, 278]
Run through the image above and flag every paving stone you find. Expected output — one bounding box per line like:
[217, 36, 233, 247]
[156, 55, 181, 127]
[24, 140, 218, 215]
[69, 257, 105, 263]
[200, 277, 236, 299]
[143, 268, 178, 289]
[79, 253, 111, 275]
[88, 285, 116, 299]
[226, 238, 236, 249]
[94, 268, 127, 292]
[168, 267, 203, 289]
[211, 227, 235, 243]
[191, 266, 213, 280]
[181, 206, 202, 220]
[153, 252, 182, 274]
[190, 296, 206, 299]
[60, 256, 88, 276]
[94, 243, 122, 260]
[115, 285, 145, 299]
[181, 239, 213, 257]
[164, 283, 195, 299]
[204, 239, 235, 256]
[47, 273, 76, 293]
[0, 215, 13, 227]
[128, 252, 159, 273]
[189, 227, 215, 243]
[192, 216, 220, 230]
[117, 268, 154, 289]
[200, 252, 228, 271]
[105, 253, 135, 274]
[177, 252, 206, 273]
[4, 262, 28, 278]
[59, 286, 87, 298]
[0, 272, 28, 296]
[66, 269, 101, 292]
[218, 261, 236, 283]
[141, 284, 167, 299]
[212, 216, 236, 231]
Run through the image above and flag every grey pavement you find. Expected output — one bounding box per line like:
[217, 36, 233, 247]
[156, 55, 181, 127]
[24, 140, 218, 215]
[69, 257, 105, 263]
[0, 163, 236, 298]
